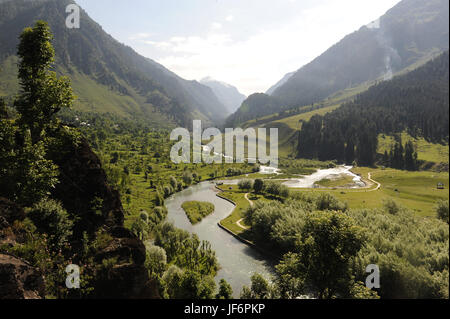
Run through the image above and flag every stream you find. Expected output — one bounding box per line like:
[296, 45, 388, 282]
[165, 165, 365, 297]
[165, 182, 275, 297]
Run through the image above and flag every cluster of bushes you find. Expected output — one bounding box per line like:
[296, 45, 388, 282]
[242, 193, 449, 299]
[238, 179, 290, 199]
[226, 168, 244, 177]
[139, 222, 233, 299]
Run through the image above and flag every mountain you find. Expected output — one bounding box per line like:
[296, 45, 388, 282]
[228, 0, 449, 125]
[266, 72, 294, 95]
[200, 77, 246, 114]
[0, 0, 227, 127]
[297, 51, 449, 165]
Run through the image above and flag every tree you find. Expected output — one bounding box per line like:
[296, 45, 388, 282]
[216, 279, 233, 299]
[14, 21, 75, 144]
[240, 273, 271, 299]
[169, 176, 178, 189]
[0, 122, 58, 206]
[296, 211, 365, 299]
[253, 179, 264, 194]
[238, 179, 253, 191]
[0, 98, 7, 119]
[436, 200, 449, 224]
[404, 141, 417, 171]
[182, 171, 193, 186]
[274, 252, 304, 299]
[145, 245, 167, 277]
[28, 198, 73, 250]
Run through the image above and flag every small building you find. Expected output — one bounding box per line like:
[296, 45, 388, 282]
[437, 183, 445, 190]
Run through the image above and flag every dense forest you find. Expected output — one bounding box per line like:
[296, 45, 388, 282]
[297, 51, 449, 166]
[241, 194, 449, 299]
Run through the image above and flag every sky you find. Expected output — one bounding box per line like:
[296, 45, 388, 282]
[76, 0, 401, 96]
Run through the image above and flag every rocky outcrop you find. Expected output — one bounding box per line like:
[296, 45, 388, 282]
[1, 132, 157, 299]
[50, 136, 125, 235]
[0, 254, 45, 299]
[91, 226, 156, 299]
[0, 198, 26, 247]
[48, 134, 156, 298]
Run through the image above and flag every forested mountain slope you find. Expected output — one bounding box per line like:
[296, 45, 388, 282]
[227, 0, 449, 126]
[297, 51, 449, 166]
[0, 0, 227, 127]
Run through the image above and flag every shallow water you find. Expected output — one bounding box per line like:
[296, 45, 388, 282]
[282, 166, 365, 188]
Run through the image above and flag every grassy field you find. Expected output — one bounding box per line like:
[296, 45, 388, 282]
[315, 174, 355, 188]
[292, 167, 449, 217]
[378, 132, 449, 164]
[181, 201, 215, 224]
[216, 165, 449, 226]
[274, 104, 341, 130]
[217, 185, 272, 236]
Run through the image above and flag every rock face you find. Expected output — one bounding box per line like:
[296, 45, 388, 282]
[1, 133, 157, 299]
[92, 226, 155, 299]
[51, 137, 125, 235]
[0, 200, 44, 299]
[0, 254, 45, 299]
[49, 135, 156, 298]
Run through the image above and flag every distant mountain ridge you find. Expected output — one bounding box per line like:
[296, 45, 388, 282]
[200, 77, 246, 114]
[228, 0, 449, 126]
[266, 72, 294, 95]
[0, 0, 227, 127]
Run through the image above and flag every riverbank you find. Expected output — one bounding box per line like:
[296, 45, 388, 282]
[165, 182, 275, 296]
[215, 185, 280, 260]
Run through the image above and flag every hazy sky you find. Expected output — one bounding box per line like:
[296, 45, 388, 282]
[76, 0, 401, 95]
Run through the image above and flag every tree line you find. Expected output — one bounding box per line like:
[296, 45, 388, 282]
[297, 51, 449, 166]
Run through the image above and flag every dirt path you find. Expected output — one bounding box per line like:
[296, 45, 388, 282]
[244, 193, 254, 207]
[236, 218, 250, 230]
[367, 172, 381, 191]
[235, 193, 254, 230]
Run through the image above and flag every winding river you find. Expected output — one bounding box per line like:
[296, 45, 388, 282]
[165, 182, 275, 297]
[165, 165, 365, 296]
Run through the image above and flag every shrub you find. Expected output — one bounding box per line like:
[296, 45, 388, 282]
[145, 245, 167, 277]
[238, 179, 253, 191]
[436, 200, 449, 224]
[253, 179, 264, 194]
[27, 198, 73, 250]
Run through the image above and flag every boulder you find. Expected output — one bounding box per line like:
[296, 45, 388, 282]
[0, 254, 45, 299]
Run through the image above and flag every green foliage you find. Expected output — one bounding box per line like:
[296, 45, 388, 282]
[315, 193, 348, 211]
[15, 21, 75, 144]
[436, 200, 449, 224]
[296, 211, 365, 299]
[349, 206, 449, 299]
[238, 179, 253, 191]
[0, 121, 59, 206]
[27, 198, 73, 250]
[253, 179, 264, 194]
[216, 279, 233, 299]
[274, 252, 304, 299]
[297, 52, 449, 164]
[154, 222, 219, 276]
[145, 245, 167, 278]
[240, 273, 272, 299]
[182, 171, 193, 186]
[161, 265, 216, 299]
[182, 201, 215, 225]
